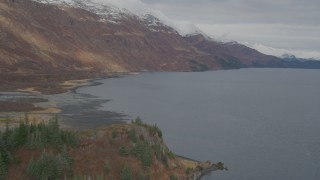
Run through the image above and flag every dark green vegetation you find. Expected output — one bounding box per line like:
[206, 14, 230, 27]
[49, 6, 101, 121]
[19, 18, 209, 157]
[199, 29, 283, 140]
[129, 117, 174, 167]
[0, 115, 214, 179]
[132, 117, 163, 139]
[0, 116, 170, 180]
[131, 141, 152, 167]
[120, 165, 132, 180]
[0, 115, 77, 179]
[169, 174, 179, 180]
[27, 147, 73, 180]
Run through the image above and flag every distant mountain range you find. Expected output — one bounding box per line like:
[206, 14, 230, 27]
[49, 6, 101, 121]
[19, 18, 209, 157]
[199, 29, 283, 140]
[1, 0, 320, 77]
[251, 43, 320, 61]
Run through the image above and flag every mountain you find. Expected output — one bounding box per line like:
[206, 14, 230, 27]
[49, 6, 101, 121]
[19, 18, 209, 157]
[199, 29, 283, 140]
[184, 34, 286, 69]
[0, 0, 198, 73]
[252, 43, 320, 61]
[1, 0, 320, 93]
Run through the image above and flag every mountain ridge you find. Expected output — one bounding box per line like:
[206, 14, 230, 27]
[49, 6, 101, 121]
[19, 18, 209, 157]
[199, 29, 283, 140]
[1, 0, 320, 93]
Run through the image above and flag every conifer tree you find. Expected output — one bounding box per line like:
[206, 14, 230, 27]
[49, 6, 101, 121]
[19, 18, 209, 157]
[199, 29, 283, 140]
[120, 165, 132, 180]
[0, 152, 7, 179]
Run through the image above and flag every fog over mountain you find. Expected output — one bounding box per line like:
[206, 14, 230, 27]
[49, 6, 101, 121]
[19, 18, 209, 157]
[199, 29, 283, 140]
[140, 0, 320, 60]
[34, 0, 319, 59]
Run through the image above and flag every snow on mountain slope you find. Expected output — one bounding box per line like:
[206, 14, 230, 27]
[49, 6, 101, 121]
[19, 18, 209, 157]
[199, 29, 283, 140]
[252, 44, 320, 60]
[139, 13, 178, 34]
[32, 0, 203, 36]
[34, 0, 131, 24]
[30, 0, 320, 61]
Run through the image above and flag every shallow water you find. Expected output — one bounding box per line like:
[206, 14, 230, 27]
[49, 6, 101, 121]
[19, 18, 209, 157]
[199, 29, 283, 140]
[77, 68, 320, 180]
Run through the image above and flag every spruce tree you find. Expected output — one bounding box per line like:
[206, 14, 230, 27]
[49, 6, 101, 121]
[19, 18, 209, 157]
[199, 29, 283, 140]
[0, 152, 7, 179]
[120, 165, 132, 180]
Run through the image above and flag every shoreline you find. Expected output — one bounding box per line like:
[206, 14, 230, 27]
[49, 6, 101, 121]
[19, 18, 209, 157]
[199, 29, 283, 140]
[0, 76, 128, 129]
[0, 73, 221, 178]
[0, 72, 145, 130]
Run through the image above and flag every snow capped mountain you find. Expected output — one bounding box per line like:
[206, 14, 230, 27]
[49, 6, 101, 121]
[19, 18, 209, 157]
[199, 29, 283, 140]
[32, 0, 204, 36]
[185, 28, 213, 41]
[33, 0, 132, 24]
[2, 0, 320, 80]
[251, 43, 320, 60]
[30, 0, 320, 61]
[139, 13, 178, 34]
[33, 0, 170, 31]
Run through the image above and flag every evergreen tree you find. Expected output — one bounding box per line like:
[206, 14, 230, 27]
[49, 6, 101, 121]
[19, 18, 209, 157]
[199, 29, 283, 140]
[120, 165, 132, 180]
[112, 128, 118, 139]
[14, 122, 28, 148]
[128, 128, 137, 143]
[132, 142, 152, 167]
[119, 146, 129, 156]
[0, 152, 7, 179]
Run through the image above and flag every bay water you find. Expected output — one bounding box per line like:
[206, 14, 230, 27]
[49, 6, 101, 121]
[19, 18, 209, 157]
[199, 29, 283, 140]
[77, 69, 320, 180]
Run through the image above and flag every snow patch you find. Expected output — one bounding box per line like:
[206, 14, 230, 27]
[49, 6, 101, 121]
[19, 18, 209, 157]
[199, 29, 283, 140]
[33, 0, 130, 24]
[252, 44, 320, 60]
[32, 0, 205, 36]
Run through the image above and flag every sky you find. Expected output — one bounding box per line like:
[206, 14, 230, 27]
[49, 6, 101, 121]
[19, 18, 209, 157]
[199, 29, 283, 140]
[130, 0, 320, 59]
[56, 0, 320, 59]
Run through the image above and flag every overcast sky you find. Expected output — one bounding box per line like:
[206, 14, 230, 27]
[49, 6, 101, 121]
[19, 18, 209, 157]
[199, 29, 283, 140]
[88, 0, 320, 58]
[136, 0, 320, 59]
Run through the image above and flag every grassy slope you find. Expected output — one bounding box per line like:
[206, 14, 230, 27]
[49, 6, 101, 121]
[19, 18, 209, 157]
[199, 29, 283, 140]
[1, 117, 208, 180]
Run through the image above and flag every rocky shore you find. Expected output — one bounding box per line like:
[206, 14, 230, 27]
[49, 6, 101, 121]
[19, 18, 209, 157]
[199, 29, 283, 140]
[0, 78, 225, 179]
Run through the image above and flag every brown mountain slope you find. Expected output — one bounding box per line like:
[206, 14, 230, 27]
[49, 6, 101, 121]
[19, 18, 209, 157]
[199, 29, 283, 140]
[184, 34, 286, 69]
[0, 0, 200, 74]
[1, 0, 319, 93]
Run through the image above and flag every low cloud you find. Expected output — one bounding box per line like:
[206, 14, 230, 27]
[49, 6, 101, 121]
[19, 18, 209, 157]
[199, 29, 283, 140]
[252, 44, 320, 60]
[198, 23, 320, 53]
[89, 0, 202, 35]
[141, 0, 320, 59]
[49, 0, 320, 59]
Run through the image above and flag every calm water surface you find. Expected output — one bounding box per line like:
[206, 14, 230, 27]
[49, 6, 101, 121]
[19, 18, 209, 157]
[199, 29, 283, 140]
[78, 69, 320, 180]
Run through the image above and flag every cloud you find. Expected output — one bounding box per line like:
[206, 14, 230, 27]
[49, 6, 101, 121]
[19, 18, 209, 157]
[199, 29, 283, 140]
[88, 0, 202, 35]
[197, 23, 320, 51]
[147, 10, 203, 35]
[95, 0, 320, 59]
[142, 0, 320, 25]
[41, 0, 320, 59]
[252, 44, 320, 60]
